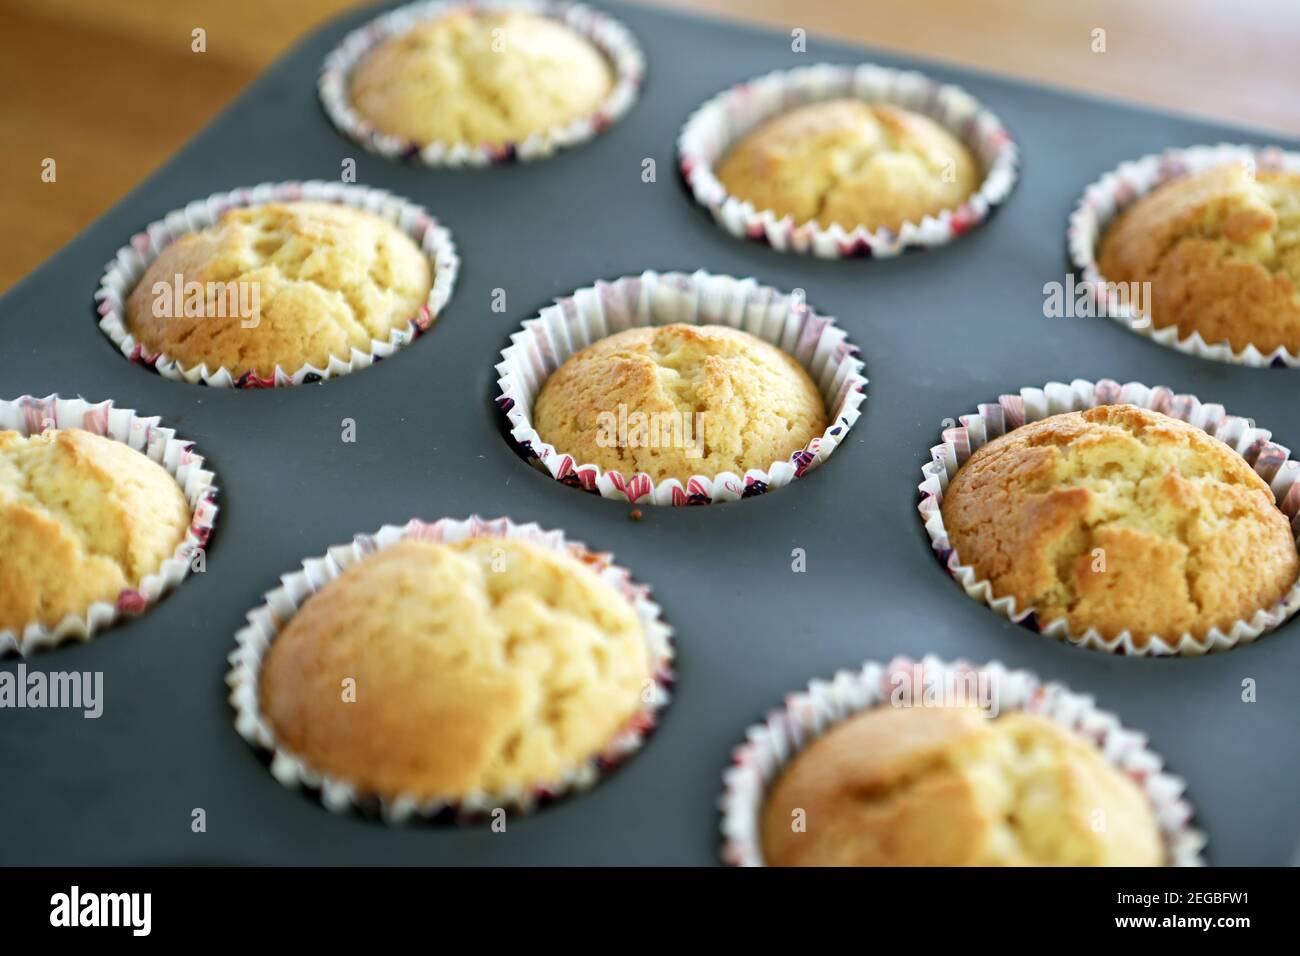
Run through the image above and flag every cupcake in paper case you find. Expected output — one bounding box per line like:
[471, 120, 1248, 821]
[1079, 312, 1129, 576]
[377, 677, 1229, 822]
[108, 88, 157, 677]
[0, 395, 219, 656]
[495, 271, 867, 506]
[678, 62, 1018, 258]
[917, 378, 1300, 655]
[720, 656, 1206, 867]
[1068, 143, 1300, 366]
[227, 516, 673, 821]
[320, 0, 645, 166]
[94, 180, 459, 387]
[533, 324, 828, 484]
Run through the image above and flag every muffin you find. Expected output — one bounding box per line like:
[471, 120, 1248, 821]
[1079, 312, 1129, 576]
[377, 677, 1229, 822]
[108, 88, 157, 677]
[125, 201, 433, 380]
[349, 9, 612, 148]
[258, 537, 650, 799]
[531, 324, 828, 484]
[0, 429, 191, 632]
[715, 99, 979, 233]
[940, 403, 1299, 644]
[1097, 162, 1300, 354]
[761, 705, 1164, 867]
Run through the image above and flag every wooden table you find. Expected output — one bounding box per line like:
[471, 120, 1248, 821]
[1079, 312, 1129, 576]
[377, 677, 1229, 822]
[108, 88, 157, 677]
[2, 0, 1296, 293]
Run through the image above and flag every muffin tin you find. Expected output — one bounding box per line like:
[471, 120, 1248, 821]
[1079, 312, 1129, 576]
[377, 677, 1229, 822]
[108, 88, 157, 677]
[0, 0, 1297, 865]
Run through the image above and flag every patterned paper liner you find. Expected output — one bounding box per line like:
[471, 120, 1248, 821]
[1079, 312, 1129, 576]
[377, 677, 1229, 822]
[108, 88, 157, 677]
[720, 655, 1207, 867]
[495, 270, 868, 506]
[94, 180, 460, 388]
[319, 0, 645, 167]
[1067, 143, 1300, 368]
[677, 62, 1019, 258]
[226, 515, 674, 822]
[917, 378, 1300, 656]
[0, 395, 220, 656]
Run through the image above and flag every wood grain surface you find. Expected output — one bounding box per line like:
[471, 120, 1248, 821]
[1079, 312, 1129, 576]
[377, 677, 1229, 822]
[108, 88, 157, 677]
[1, 0, 1296, 292]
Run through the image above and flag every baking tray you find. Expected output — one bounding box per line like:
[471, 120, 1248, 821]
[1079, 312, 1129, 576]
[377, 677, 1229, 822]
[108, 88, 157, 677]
[1, 0, 1297, 866]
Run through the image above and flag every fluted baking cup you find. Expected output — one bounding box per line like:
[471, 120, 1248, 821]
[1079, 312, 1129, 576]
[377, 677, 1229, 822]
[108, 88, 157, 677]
[917, 378, 1300, 655]
[495, 270, 868, 505]
[1068, 143, 1300, 367]
[720, 655, 1206, 867]
[319, 0, 644, 167]
[677, 62, 1018, 258]
[0, 395, 219, 656]
[94, 180, 459, 388]
[227, 515, 674, 822]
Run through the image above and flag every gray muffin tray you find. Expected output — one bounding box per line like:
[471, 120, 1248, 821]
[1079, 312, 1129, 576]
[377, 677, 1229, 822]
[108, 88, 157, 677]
[1, 0, 1297, 866]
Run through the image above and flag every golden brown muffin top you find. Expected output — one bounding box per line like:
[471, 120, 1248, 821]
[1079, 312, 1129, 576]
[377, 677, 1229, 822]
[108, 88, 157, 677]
[715, 99, 979, 233]
[531, 324, 828, 484]
[125, 201, 432, 379]
[762, 705, 1164, 867]
[940, 404, 1298, 644]
[259, 537, 650, 799]
[349, 10, 612, 147]
[0, 429, 191, 631]
[1098, 164, 1300, 354]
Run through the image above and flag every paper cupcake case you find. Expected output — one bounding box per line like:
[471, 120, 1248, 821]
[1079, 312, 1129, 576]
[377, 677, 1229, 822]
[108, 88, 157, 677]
[226, 515, 675, 823]
[495, 270, 868, 506]
[94, 180, 460, 388]
[677, 62, 1019, 258]
[917, 377, 1300, 656]
[1068, 143, 1300, 368]
[319, 0, 645, 167]
[0, 395, 220, 656]
[719, 655, 1207, 866]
